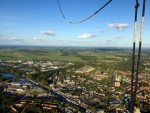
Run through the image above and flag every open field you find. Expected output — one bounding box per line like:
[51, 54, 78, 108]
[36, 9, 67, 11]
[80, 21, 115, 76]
[0, 46, 150, 71]
[0, 47, 130, 63]
[0, 48, 83, 62]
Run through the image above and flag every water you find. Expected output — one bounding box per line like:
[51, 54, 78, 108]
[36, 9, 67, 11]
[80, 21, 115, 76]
[1, 73, 16, 78]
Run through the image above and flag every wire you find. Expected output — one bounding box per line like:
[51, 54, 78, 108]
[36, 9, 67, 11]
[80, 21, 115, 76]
[57, 0, 112, 24]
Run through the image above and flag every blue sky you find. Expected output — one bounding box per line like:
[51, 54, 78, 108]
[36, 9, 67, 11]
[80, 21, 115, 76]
[0, 0, 150, 47]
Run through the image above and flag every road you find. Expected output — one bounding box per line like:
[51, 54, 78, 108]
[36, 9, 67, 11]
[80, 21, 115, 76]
[25, 77, 89, 112]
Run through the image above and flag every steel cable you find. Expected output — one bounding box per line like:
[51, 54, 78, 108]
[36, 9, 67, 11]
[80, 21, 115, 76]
[57, 0, 112, 24]
[130, 0, 139, 112]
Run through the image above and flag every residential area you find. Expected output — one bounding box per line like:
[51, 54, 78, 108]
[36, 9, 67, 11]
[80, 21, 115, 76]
[0, 59, 150, 113]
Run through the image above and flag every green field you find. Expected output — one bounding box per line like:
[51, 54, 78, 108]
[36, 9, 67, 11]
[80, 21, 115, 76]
[0, 47, 130, 63]
[0, 46, 149, 71]
[0, 48, 83, 62]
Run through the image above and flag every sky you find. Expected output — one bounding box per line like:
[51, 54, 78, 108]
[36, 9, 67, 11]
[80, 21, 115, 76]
[0, 0, 150, 47]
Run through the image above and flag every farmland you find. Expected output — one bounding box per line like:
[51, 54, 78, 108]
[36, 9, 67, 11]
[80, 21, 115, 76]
[0, 46, 150, 72]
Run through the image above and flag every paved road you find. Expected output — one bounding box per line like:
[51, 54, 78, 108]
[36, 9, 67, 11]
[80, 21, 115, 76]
[25, 77, 88, 112]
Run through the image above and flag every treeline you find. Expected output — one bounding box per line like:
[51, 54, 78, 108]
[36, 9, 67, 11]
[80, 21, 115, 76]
[0, 92, 24, 106]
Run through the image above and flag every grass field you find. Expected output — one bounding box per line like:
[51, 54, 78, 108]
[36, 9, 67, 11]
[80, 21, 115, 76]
[0, 46, 149, 71]
[0, 48, 84, 62]
[0, 47, 131, 69]
[78, 51, 127, 63]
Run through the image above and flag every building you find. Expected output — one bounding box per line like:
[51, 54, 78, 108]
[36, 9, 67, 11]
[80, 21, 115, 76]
[114, 75, 121, 87]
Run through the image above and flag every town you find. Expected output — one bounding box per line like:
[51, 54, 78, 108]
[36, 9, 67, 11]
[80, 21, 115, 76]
[0, 54, 150, 113]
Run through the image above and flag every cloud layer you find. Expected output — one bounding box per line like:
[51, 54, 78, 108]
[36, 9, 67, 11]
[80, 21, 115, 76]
[77, 34, 97, 39]
[41, 30, 55, 36]
[108, 23, 129, 30]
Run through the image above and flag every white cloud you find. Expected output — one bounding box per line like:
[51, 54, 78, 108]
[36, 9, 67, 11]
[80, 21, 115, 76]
[108, 23, 129, 30]
[106, 39, 112, 42]
[0, 38, 24, 42]
[33, 37, 38, 40]
[113, 35, 123, 38]
[41, 30, 55, 36]
[77, 34, 97, 39]
[11, 38, 24, 42]
[98, 30, 104, 33]
[32, 37, 45, 42]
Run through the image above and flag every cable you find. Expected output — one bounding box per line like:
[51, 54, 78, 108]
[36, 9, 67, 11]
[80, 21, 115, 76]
[133, 0, 146, 111]
[57, 0, 112, 24]
[130, 0, 139, 112]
